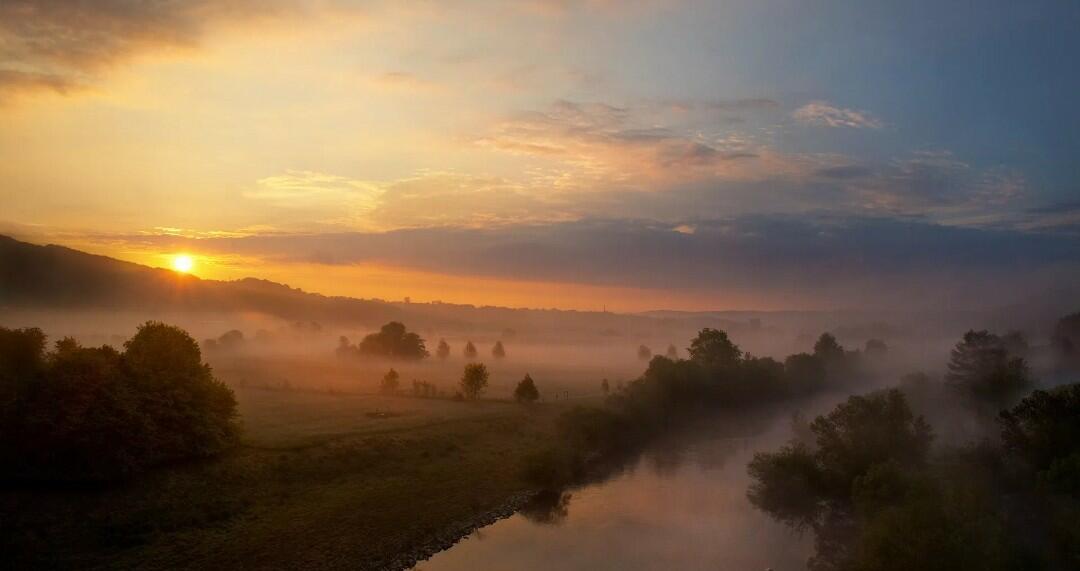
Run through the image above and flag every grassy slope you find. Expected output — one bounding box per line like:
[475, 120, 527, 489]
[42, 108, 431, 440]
[3, 389, 563, 570]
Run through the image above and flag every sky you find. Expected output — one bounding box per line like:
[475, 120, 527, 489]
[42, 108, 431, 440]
[2, 0, 1078, 311]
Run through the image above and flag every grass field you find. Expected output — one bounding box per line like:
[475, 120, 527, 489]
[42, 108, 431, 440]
[2, 387, 570, 570]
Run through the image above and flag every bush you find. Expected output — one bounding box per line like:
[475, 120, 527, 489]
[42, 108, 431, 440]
[0, 322, 239, 481]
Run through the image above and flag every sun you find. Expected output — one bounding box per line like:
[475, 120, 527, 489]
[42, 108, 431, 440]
[172, 254, 195, 273]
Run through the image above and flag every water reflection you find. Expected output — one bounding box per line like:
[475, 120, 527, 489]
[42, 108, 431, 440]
[412, 412, 813, 571]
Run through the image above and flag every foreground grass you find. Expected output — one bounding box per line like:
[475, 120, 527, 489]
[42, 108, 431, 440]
[2, 388, 562, 570]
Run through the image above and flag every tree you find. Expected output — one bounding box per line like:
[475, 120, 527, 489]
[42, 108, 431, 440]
[335, 335, 353, 358]
[688, 328, 742, 368]
[0, 322, 240, 481]
[665, 344, 678, 359]
[748, 389, 933, 529]
[514, 373, 540, 403]
[813, 332, 844, 363]
[436, 338, 450, 359]
[946, 330, 1031, 407]
[380, 368, 400, 394]
[492, 340, 506, 359]
[463, 340, 478, 360]
[864, 338, 888, 357]
[1053, 311, 1080, 371]
[601, 378, 610, 395]
[0, 327, 46, 411]
[460, 363, 489, 399]
[217, 329, 245, 350]
[123, 322, 239, 462]
[637, 344, 652, 361]
[1000, 383, 1080, 475]
[784, 353, 825, 396]
[357, 321, 428, 360]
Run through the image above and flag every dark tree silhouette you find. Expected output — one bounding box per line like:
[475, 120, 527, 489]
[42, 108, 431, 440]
[0, 322, 239, 481]
[357, 321, 428, 360]
[813, 332, 844, 363]
[460, 362, 489, 399]
[436, 338, 450, 359]
[864, 338, 887, 357]
[946, 330, 1031, 407]
[1053, 312, 1080, 371]
[514, 373, 540, 403]
[637, 344, 652, 361]
[492, 340, 506, 359]
[380, 368, 400, 394]
[748, 389, 932, 528]
[463, 340, 478, 360]
[335, 335, 353, 358]
[783, 353, 825, 396]
[1000, 383, 1080, 478]
[688, 328, 742, 368]
[217, 329, 245, 350]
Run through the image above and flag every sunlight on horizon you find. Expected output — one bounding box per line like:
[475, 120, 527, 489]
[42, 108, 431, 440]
[172, 254, 195, 273]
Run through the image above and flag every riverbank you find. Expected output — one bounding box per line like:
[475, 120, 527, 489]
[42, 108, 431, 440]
[2, 388, 563, 570]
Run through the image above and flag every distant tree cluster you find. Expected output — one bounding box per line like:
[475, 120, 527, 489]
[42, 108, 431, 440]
[0, 322, 239, 481]
[748, 383, 1080, 570]
[522, 328, 875, 491]
[336, 322, 428, 360]
[411, 379, 437, 397]
[202, 329, 245, 353]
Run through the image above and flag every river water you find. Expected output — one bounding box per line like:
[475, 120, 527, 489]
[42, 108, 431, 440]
[412, 412, 813, 571]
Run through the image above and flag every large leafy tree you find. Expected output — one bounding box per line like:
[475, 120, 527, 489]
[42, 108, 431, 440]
[688, 328, 742, 369]
[0, 322, 239, 481]
[946, 330, 1031, 407]
[357, 321, 428, 360]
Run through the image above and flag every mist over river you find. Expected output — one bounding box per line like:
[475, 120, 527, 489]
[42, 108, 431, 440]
[413, 408, 815, 571]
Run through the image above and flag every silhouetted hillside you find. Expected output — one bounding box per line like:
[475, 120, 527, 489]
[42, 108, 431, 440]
[0, 235, 403, 327]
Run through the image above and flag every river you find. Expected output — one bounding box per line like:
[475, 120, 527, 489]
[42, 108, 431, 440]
[412, 411, 813, 571]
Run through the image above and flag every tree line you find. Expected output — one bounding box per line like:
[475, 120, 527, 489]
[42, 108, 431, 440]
[0, 322, 239, 482]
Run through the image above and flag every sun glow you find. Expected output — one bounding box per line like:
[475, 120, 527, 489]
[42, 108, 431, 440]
[172, 254, 194, 273]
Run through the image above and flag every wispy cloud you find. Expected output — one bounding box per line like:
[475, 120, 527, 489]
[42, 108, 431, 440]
[793, 101, 883, 129]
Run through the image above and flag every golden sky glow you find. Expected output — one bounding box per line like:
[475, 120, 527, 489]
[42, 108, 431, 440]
[3, 1, 1077, 311]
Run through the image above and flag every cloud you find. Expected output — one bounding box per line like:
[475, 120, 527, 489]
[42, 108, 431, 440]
[243, 169, 584, 230]
[94, 215, 1080, 309]
[477, 98, 790, 188]
[793, 101, 883, 129]
[245, 170, 383, 227]
[0, 0, 308, 97]
[826, 151, 1026, 215]
[367, 71, 440, 92]
[0, 69, 83, 99]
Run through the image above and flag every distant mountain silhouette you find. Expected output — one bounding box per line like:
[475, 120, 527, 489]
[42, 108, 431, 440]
[0, 235, 403, 326]
[3, 235, 1071, 342]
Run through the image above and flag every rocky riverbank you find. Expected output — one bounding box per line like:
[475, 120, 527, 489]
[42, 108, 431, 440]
[382, 490, 538, 571]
